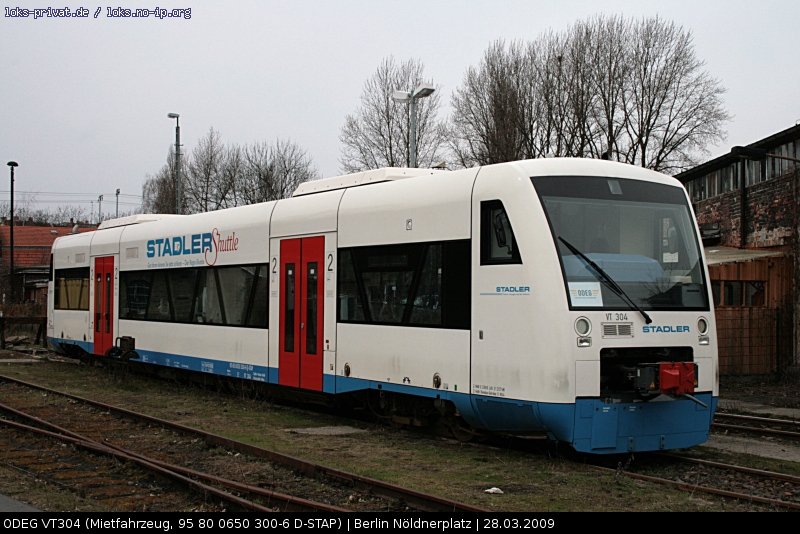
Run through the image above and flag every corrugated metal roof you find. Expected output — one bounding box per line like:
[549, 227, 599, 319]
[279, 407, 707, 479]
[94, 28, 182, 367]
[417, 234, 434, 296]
[676, 123, 800, 183]
[704, 246, 785, 266]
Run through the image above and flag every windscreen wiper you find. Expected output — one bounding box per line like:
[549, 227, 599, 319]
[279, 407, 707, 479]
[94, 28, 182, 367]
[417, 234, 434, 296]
[558, 236, 652, 324]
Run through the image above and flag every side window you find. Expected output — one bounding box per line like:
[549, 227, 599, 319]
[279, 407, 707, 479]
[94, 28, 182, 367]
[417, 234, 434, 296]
[337, 240, 470, 329]
[337, 250, 366, 322]
[120, 271, 152, 319]
[146, 271, 173, 321]
[481, 200, 522, 265]
[54, 267, 90, 310]
[118, 264, 268, 327]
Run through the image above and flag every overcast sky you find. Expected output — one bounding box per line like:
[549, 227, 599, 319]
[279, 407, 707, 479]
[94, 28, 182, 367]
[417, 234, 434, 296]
[1, 0, 798, 218]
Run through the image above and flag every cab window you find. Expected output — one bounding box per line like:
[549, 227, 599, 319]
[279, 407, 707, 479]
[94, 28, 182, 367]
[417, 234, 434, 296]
[480, 200, 521, 265]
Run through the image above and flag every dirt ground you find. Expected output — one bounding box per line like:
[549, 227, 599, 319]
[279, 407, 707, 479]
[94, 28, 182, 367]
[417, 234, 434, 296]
[720, 367, 800, 409]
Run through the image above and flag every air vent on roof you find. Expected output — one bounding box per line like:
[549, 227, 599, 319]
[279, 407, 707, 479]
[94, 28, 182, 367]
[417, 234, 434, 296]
[292, 167, 447, 197]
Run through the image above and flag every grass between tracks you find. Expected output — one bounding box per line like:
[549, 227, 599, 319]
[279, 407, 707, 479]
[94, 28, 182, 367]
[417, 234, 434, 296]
[0, 358, 777, 512]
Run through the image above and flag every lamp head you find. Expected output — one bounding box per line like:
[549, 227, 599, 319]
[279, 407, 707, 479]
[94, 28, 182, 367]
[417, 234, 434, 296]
[412, 84, 435, 99]
[167, 113, 180, 119]
[7, 161, 18, 168]
[392, 90, 411, 102]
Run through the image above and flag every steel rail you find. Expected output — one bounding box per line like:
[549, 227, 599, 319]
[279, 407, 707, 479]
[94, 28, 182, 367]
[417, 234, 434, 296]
[590, 464, 800, 510]
[0, 400, 348, 512]
[713, 422, 800, 440]
[715, 411, 800, 427]
[0, 373, 487, 513]
[0, 415, 276, 512]
[662, 453, 800, 485]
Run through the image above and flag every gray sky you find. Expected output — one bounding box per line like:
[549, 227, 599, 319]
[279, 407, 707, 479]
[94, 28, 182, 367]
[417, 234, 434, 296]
[1, 0, 798, 218]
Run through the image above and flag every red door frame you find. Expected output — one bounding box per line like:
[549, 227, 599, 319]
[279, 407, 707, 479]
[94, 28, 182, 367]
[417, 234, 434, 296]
[93, 256, 114, 356]
[278, 237, 324, 391]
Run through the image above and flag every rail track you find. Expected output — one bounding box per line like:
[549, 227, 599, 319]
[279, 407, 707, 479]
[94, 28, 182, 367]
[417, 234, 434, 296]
[627, 452, 800, 510]
[0, 373, 486, 513]
[591, 459, 800, 510]
[0, 415, 298, 512]
[3, 362, 798, 512]
[713, 411, 800, 441]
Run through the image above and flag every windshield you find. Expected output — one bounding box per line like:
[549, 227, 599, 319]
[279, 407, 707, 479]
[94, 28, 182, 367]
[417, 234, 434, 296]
[532, 175, 709, 311]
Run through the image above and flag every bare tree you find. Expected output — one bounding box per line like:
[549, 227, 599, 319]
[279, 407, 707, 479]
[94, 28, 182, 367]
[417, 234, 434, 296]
[339, 56, 448, 172]
[618, 16, 730, 172]
[449, 15, 729, 172]
[143, 132, 318, 213]
[51, 205, 93, 225]
[587, 15, 631, 160]
[184, 127, 229, 213]
[236, 139, 318, 203]
[451, 41, 529, 167]
[142, 146, 179, 214]
[237, 141, 274, 205]
[0, 201, 98, 226]
[221, 145, 244, 208]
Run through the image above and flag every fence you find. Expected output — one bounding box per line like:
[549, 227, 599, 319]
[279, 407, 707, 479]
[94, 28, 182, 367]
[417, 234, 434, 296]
[715, 306, 793, 375]
[0, 303, 47, 346]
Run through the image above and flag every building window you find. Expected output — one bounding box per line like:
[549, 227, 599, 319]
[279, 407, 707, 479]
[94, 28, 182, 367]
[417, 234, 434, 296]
[717, 280, 766, 307]
[720, 164, 739, 194]
[746, 159, 764, 186]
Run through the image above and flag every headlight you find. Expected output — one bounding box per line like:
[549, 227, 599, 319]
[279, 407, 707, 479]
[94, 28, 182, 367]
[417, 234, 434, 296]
[575, 317, 592, 336]
[697, 317, 708, 335]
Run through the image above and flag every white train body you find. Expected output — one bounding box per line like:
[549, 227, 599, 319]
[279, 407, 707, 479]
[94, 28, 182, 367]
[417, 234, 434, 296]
[49, 159, 718, 454]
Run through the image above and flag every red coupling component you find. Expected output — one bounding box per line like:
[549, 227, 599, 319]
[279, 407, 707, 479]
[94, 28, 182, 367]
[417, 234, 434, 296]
[659, 362, 696, 395]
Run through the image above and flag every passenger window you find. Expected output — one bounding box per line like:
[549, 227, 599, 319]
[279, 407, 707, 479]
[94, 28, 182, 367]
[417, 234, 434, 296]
[481, 200, 521, 265]
[337, 240, 471, 329]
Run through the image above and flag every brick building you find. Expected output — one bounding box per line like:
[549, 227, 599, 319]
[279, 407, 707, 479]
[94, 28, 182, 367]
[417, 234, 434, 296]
[0, 222, 95, 305]
[676, 124, 800, 374]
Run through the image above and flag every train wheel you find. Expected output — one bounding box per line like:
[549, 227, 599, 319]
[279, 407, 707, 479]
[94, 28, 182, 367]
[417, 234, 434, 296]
[446, 417, 477, 442]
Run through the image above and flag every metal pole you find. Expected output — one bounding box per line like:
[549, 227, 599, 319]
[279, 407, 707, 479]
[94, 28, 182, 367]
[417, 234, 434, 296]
[167, 113, 182, 214]
[175, 118, 181, 215]
[175, 119, 181, 215]
[6, 162, 17, 303]
[98, 194, 103, 224]
[410, 97, 417, 168]
[115, 188, 120, 218]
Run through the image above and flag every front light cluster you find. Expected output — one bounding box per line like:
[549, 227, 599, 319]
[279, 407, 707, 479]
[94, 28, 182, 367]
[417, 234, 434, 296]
[698, 316, 710, 345]
[575, 317, 592, 347]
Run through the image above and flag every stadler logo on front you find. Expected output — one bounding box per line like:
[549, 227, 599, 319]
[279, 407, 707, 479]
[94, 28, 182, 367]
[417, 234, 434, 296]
[642, 325, 690, 333]
[146, 227, 238, 266]
[496, 286, 530, 294]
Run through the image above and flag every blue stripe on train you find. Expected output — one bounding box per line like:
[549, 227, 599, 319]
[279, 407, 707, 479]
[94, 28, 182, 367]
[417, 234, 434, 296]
[334, 375, 716, 453]
[46, 337, 717, 454]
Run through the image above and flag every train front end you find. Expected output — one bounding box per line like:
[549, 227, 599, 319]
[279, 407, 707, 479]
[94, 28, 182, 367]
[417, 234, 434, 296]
[467, 160, 717, 454]
[532, 170, 717, 453]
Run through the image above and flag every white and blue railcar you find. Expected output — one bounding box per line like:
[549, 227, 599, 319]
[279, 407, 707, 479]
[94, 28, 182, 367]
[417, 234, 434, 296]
[48, 159, 718, 454]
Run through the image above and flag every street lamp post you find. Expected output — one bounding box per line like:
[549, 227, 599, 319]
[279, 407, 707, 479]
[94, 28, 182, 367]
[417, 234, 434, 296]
[98, 194, 103, 223]
[392, 84, 435, 168]
[6, 161, 18, 303]
[168, 113, 181, 214]
[116, 188, 120, 218]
